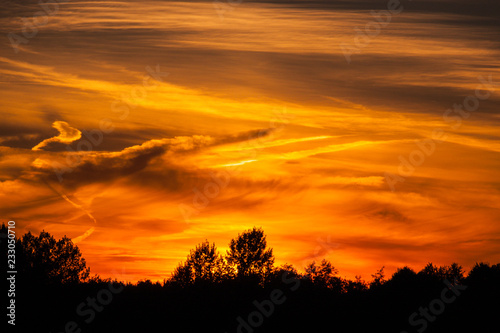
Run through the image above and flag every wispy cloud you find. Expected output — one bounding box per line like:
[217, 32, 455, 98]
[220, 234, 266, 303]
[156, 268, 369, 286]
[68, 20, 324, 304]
[32, 121, 81, 151]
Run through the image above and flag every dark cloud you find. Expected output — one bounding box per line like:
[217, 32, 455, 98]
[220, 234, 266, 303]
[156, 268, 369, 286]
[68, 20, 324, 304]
[0, 122, 50, 149]
[29, 128, 275, 190]
[39, 107, 64, 124]
[34, 141, 171, 188]
[251, 0, 500, 22]
[370, 207, 410, 223]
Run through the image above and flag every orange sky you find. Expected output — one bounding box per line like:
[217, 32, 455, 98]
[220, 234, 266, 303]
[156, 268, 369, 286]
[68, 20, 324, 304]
[1, 0, 499, 283]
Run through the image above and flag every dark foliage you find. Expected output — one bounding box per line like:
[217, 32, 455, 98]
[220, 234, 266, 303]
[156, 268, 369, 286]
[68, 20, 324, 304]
[2, 224, 499, 333]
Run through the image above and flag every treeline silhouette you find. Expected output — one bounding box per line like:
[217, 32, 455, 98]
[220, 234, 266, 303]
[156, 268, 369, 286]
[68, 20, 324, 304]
[2, 224, 499, 333]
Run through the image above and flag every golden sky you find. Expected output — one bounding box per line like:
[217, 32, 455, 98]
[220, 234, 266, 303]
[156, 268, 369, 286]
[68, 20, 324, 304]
[1, 0, 499, 282]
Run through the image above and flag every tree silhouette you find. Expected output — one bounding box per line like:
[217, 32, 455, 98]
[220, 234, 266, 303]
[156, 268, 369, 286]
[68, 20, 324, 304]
[345, 275, 368, 293]
[17, 229, 90, 284]
[170, 240, 231, 286]
[225, 227, 274, 281]
[170, 260, 194, 287]
[418, 262, 439, 277]
[387, 266, 417, 288]
[3, 223, 500, 333]
[467, 262, 500, 285]
[369, 266, 386, 289]
[417, 262, 465, 282]
[439, 262, 465, 282]
[304, 259, 344, 292]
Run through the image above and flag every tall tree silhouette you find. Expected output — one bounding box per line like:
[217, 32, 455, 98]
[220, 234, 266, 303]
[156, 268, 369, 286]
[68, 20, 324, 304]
[170, 240, 231, 286]
[18, 229, 90, 284]
[225, 227, 274, 281]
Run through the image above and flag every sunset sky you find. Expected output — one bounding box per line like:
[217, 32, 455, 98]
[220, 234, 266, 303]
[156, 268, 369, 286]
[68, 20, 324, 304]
[1, 0, 499, 283]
